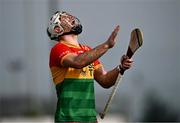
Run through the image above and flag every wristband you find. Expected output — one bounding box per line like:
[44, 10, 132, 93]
[116, 65, 121, 72]
[117, 65, 125, 75]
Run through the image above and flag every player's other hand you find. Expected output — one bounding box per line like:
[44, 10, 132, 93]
[105, 25, 120, 49]
[120, 55, 133, 71]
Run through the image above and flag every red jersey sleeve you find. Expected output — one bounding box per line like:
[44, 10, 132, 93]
[50, 43, 73, 67]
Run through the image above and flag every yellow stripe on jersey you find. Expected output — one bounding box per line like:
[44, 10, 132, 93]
[50, 66, 68, 85]
[50, 63, 100, 85]
[65, 64, 94, 79]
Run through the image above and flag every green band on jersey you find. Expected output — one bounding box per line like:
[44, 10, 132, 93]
[55, 78, 97, 122]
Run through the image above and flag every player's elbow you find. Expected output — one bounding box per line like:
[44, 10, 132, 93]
[100, 83, 113, 89]
[102, 85, 111, 89]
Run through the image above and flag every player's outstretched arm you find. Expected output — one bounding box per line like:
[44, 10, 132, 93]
[62, 25, 120, 69]
[94, 55, 133, 88]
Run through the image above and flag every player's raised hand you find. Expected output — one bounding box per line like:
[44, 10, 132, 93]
[105, 25, 120, 49]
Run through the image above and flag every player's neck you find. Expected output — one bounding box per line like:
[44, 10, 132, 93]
[59, 34, 80, 47]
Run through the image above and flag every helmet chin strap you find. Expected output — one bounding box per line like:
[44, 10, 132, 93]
[71, 25, 83, 35]
[59, 24, 82, 37]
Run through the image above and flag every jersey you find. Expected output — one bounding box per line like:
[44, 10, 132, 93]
[49, 41, 102, 123]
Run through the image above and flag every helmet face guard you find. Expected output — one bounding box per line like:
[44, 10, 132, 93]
[47, 11, 82, 40]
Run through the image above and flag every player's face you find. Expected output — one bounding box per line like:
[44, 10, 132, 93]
[60, 12, 78, 33]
